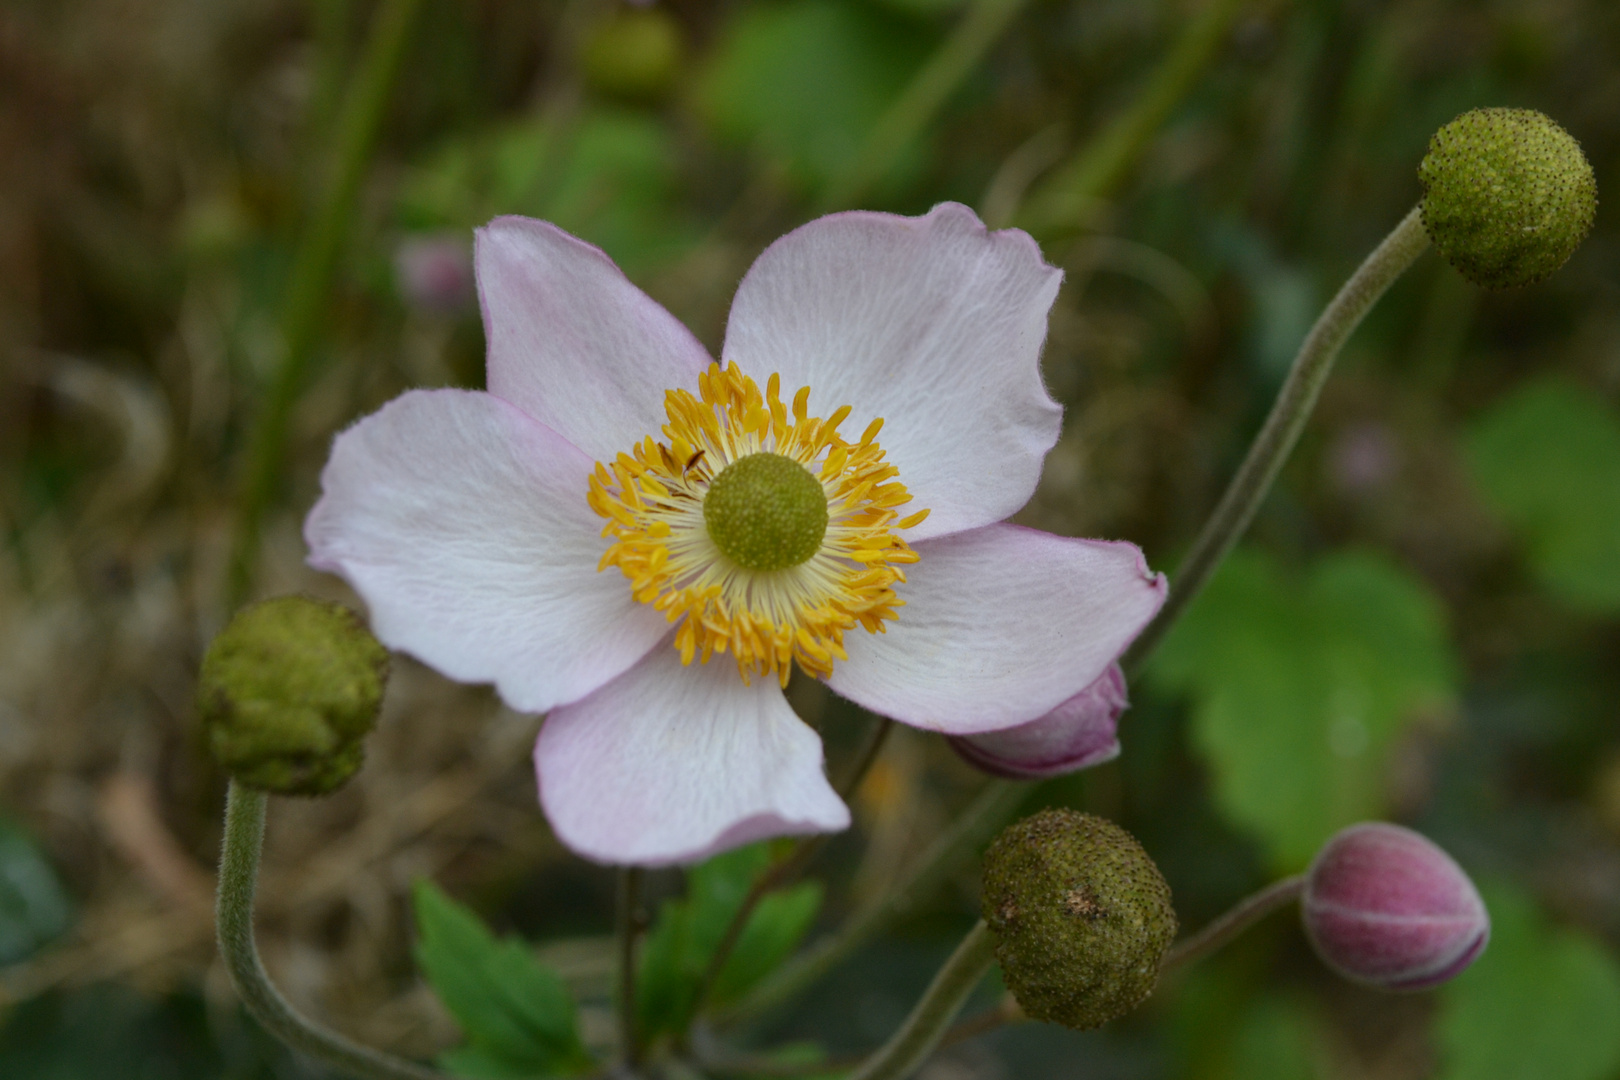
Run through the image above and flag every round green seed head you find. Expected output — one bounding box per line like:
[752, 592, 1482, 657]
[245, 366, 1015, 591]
[197, 596, 388, 796]
[982, 809, 1177, 1030]
[1419, 107, 1597, 289]
[703, 452, 829, 572]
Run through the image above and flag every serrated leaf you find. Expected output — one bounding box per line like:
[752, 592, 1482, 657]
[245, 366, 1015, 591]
[411, 880, 590, 1076]
[1152, 549, 1456, 870]
[695, 0, 932, 193]
[0, 816, 73, 966]
[1465, 377, 1620, 613]
[1439, 881, 1620, 1080]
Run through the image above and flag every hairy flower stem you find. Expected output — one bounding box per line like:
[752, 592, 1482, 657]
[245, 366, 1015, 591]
[690, 717, 894, 1024]
[824, 0, 1031, 210]
[226, 0, 424, 610]
[1124, 205, 1430, 672]
[216, 783, 448, 1080]
[1160, 875, 1306, 975]
[845, 921, 998, 1080]
[618, 866, 647, 1070]
[718, 779, 1026, 1027]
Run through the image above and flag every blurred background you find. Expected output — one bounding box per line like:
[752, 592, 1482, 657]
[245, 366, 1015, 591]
[3, 0, 1620, 1076]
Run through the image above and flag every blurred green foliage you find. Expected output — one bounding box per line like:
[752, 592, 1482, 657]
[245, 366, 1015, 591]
[1153, 548, 1456, 870]
[0, 817, 73, 967]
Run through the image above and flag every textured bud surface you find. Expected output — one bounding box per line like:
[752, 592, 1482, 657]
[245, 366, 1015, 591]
[1303, 822, 1489, 991]
[198, 596, 388, 795]
[1419, 107, 1596, 288]
[982, 809, 1176, 1029]
[950, 665, 1126, 779]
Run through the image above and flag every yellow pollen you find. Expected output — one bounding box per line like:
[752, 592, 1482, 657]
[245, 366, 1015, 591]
[588, 362, 929, 687]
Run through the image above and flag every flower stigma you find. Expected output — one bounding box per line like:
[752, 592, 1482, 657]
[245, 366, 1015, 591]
[587, 363, 930, 686]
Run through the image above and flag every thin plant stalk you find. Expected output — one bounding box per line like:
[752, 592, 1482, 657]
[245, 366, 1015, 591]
[689, 716, 894, 1022]
[618, 867, 646, 1069]
[844, 921, 998, 1080]
[226, 0, 425, 610]
[215, 783, 449, 1080]
[823, 0, 1032, 210]
[1160, 874, 1305, 974]
[718, 779, 1026, 1026]
[1124, 205, 1430, 671]
[1016, 0, 1251, 236]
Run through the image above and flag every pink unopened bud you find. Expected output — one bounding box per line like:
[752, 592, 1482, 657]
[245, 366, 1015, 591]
[1303, 822, 1489, 991]
[395, 234, 475, 315]
[949, 665, 1126, 779]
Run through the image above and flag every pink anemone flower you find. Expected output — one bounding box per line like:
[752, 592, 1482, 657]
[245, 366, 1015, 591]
[304, 203, 1167, 867]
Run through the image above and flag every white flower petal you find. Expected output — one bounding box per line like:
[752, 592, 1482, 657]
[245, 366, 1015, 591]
[535, 643, 850, 866]
[305, 389, 667, 714]
[826, 524, 1166, 734]
[476, 216, 713, 461]
[721, 202, 1063, 541]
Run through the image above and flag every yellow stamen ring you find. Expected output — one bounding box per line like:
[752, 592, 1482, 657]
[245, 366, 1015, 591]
[587, 363, 930, 687]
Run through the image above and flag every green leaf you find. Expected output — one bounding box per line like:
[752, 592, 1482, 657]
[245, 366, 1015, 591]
[637, 842, 822, 1035]
[1220, 996, 1319, 1080]
[1152, 549, 1456, 870]
[0, 816, 73, 966]
[411, 880, 591, 1076]
[1438, 881, 1620, 1080]
[1465, 377, 1620, 613]
[695, 0, 932, 193]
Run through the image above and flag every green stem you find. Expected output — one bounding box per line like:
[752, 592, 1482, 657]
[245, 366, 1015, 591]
[823, 0, 1032, 210]
[1124, 204, 1430, 672]
[1160, 874, 1304, 974]
[618, 867, 646, 1070]
[216, 783, 449, 1080]
[844, 922, 998, 1080]
[1016, 0, 1250, 236]
[718, 779, 1026, 1026]
[690, 717, 895, 1023]
[226, 0, 425, 610]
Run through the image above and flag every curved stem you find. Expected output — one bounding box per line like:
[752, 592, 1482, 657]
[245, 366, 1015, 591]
[1124, 205, 1430, 672]
[691, 717, 894, 1022]
[216, 783, 449, 1080]
[845, 921, 998, 1080]
[617, 867, 646, 1070]
[719, 779, 1026, 1026]
[1160, 874, 1305, 975]
[226, 0, 424, 610]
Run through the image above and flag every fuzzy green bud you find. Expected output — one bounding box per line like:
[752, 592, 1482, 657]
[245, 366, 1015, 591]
[1418, 107, 1597, 288]
[981, 809, 1177, 1030]
[198, 596, 388, 796]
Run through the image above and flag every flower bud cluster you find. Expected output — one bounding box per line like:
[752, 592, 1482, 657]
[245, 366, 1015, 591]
[1419, 107, 1596, 289]
[198, 596, 389, 796]
[981, 809, 1176, 1030]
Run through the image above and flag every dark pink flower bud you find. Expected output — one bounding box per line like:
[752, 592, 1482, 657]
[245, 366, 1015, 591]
[395, 234, 475, 314]
[1303, 822, 1489, 991]
[949, 665, 1126, 779]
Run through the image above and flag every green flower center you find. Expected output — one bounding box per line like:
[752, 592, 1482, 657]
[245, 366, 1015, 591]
[702, 451, 828, 572]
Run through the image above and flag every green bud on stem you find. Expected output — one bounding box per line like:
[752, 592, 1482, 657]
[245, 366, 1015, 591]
[1419, 107, 1597, 289]
[981, 809, 1176, 1030]
[198, 596, 388, 796]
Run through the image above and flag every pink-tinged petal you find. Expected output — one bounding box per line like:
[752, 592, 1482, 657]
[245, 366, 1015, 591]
[827, 525, 1166, 735]
[476, 216, 712, 461]
[305, 389, 667, 714]
[721, 203, 1063, 542]
[949, 664, 1127, 779]
[535, 643, 850, 866]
